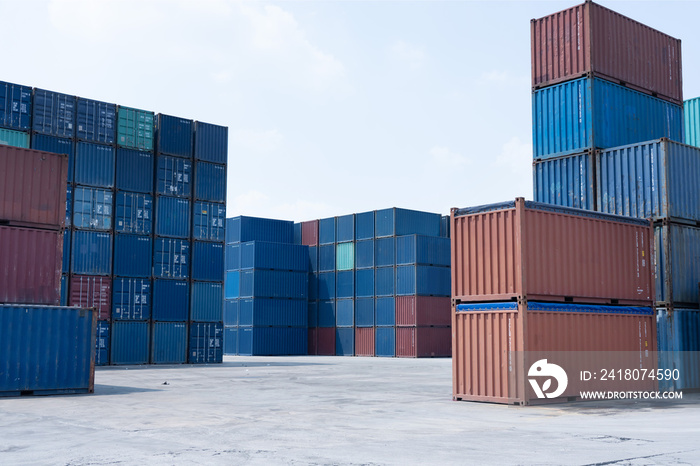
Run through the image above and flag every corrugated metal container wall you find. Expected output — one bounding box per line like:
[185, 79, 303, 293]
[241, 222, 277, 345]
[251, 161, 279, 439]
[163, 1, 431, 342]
[0, 305, 95, 396]
[308, 275, 318, 300]
[152, 279, 189, 321]
[224, 271, 239, 299]
[355, 327, 375, 356]
[113, 234, 152, 277]
[190, 282, 223, 322]
[319, 244, 335, 272]
[293, 222, 301, 245]
[0, 146, 68, 229]
[116, 149, 154, 193]
[451, 199, 654, 305]
[31, 134, 74, 183]
[153, 237, 190, 279]
[355, 268, 374, 298]
[239, 298, 307, 327]
[226, 216, 294, 244]
[156, 155, 191, 197]
[111, 321, 150, 365]
[440, 215, 450, 238]
[355, 298, 374, 327]
[60, 274, 68, 305]
[533, 152, 595, 210]
[192, 241, 224, 281]
[307, 328, 317, 355]
[376, 297, 396, 326]
[318, 272, 335, 300]
[193, 201, 225, 241]
[71, 231, 113, 276]
[226, 243, 241, 271]
[336, 327, 354, 356]
[155, 196, 190, 238]
[112, 277, 151, 321]
[95, 321, 110, 366]
[308, 301, 318, 327]
[355, 239, 374, 269]
[194, 161, 226, 203]
[76, 98, 116, 144]
[115, 192, 152, 234]
[194, 121, 228, 164]
[597, 139, 700, 222]
[308, 245, 319, 273]
[301, 220, 319, 246]
[532, 77, 683, 160]
[336, 242, 354, 271]
[239, 270, 308, 299]
[318, 300, 336, 328]
[319, 217, 336, 245]
[74, 142, 115, 188]
[375, 237, 395, 267]
[655, 223, 700, 306]
[240, 241, 308, 272]
[375, 208, 441, 238]
[686, 98, 700, 148]
[224, 327, 237, 355]
[531, 1, 683, 104]
[65, 185, 73, 228]
[32, 89, 75, 138]
[117, 106, 154, 152]
[224, 299, 239, 326]
[69, 274, 112, 321]
[317, 327, 335, 355]
[657, 308, 700, 391]
[189, 322, 223, 363]
[396, 327, 451, 358]
[0, 81, 32, 130]
[238, 327, 307, 356]
[336, 270, 354, 299]
[336, 214, 354, 243]
[0, 128, 29, 148]
[151, 322, 188, 364]
[156, 114, 193, 158]
[355, 211, 374, 240]
[62, 230, 71, 274]
[396, 265, 451, 297]
[396, 235, 451, 267]
[375, 327, 396, 357]
[396, 296, 451, 327]
[73, 186, 113, 230]
[0, 226, 62, 305]
[375, 267, 395, 297]
[336, 299, 354, 327]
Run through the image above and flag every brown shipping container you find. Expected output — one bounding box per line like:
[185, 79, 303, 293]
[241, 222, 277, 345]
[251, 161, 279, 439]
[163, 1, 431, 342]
[308, 328, 317, 355]
[0, 145, 69, 229]
[531, 1, 683, 104]
[301, 220, 319, 246]
[355, 327, 375, 357]
[0, 226, 62, 305]
[396, 296, 451, 327]
[452, 301, 657, 405]
[69, 275, 112, 321]
[317, 327, 335, 356]
[396, 327, 451, 358]
[451, 198, 654, 305]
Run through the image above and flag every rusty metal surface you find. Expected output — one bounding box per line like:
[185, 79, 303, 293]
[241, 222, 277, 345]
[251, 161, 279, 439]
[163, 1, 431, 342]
[396, 327, 451, 358]
[355, 327, 375, 357]
[395, 296, 451, 327]
[69, 275, 112, 321]
[317, 327, 335, 356]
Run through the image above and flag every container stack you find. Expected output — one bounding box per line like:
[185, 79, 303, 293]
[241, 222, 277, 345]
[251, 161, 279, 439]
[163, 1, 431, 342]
[0, 81, 32, 148]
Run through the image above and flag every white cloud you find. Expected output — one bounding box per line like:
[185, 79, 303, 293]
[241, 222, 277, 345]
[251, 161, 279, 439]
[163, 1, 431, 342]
[430, 146, 471, 167]
[389, 40, 426, 69]
[495, 137, 532, 173]
[231, 129, 284, 153]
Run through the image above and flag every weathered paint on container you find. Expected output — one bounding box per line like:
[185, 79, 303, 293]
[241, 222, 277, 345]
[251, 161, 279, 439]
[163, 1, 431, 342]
[396, 296, 451, 327]
[190, 282, 223, 322]
[355, 239, 374, 269]
[238, 327, 307, 356]
[657, 308, 700, 391]
[375, 327, 396, 357]
[317, 327, 335, 355]
[111, 321, 150, 365]
[336, 299, 354, 327]
[62, 230, 70, 273]
[240, 241, 308, 272]
[376, 297, 396, 327]
[396, 265, 451, 297]
[336, 242, 354, 271]
[156, 155, 192, 197]
[308, 245, 318, 273]
[307, 328, 317, 355]
[224, 327, 237, 355]
[73, 186, 113, 230]
[76, 97, 116, 144]
[0, 81, 31, 130]
[224, 271, 239, 299]
[112, 277, 151, 321]
[336, 214, 354, 243]
[319, 244, 335, 272]
[355, 211, 374, 240]
[95, 321, 110, 366]
[533, 152, 595, 210]
[239, 298, 307, 327]
[156, 114, 193, 158]
[302, 220, 319, 246]
[31, 134, 74, 183]
[533, 77, 683, 160]
[151, 322, 188, 364]
[396, 327, 451, 358]
[192, 241, 224, 281]
[655, 222, 700, 306]
[355, 298, 374, 327]
[224, 299, 239, 326]
[74, 142, 115, 188]
[319, 217, 336, 245]
[193, 201, 225, 242]
[117, 106, 154, 152]
[115, 191, 152, 235]
[116, 149, 154, 193]
[71, 231, 112, 276]
[318, 300, 336, 328]
[194, 121, 228, 164]
[375, 267, 395, 297]
[113, 234, 152, 278]
[0, 145, 68, 229]
[239, 269, 307, 299]
[66, 185, 73, 228]
[69, 274, 112, 321]
[194, 161, 226, 203]
[597, 139, 700, 222]
[155, 196, 190, 238]
[32, 88, 75, 138]
[355, 268, 374, 298]
[355, 327, 375, 356]
[0, 305, 95, 396]
[189, 322, 223, 363]
[451, 199, 654, 305]
[375, 208, 441, 238]
[0, 226, 62, 305]
[226, 216, 294, 245]
[531, 1, 683, 104]
[318, 272, 335, 300]
[152, 279, 189, 321]
[375, 237, 395, 267]
[336, 270, 354, 299]
[308, 300, 318, 327]
[0, 128, 29, 148]
[226, 244, 241, 271]
[336, 327, 354, 356]
[686, 98, 700, 148]
[396, 235, 451, 267]
[153, 237, 190, 279]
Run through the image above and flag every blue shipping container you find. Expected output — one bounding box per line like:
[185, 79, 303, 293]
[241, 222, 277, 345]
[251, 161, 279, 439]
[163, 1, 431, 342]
[655, 223, 700, 306]
[239, 269, 307, 299]
[155, 196, 190, 238]
[319, 217, 336, 245]
[318, 272, 336, 300]
[153, 237, 190, 279]
[151, 322, 188, 364]
[355, 211, 374, 240]
[375, 208, 441, 238]
[32, 88, 75, 138]
[76, 97, 116, 144]
[193, 201, 226, 242]
[375, 297, 395, 326]
[189, 322, 223, 364]
[191, 282, 223, 322]
[396, 265, 451, 297]
[116, 148, 154, 193]
[62, 230, 71, 274]
[336, 327, 354, 356]
[71, 231, 112, 275]
[156, 114, 193, 158]
[112, 277, 151, 320]
[225, 271, 239, 299]
[375, 327, 396, 357]
[192, 241, 224, 281]
[355, 298, 374, 327]
[440, 215, 450, 238]
[336, 214, 355, 243]
[240, 241, 308, 272]
[686, 97, 700, 148]
[355, 268, 374, 298]
[73, 186, 113, 230]
[74, 142, 115, 188]
[96, 321, 110, 366]
[156, 155, 191, 197]
[319, 244, 336, 272]
[533, 152, 595, 211]
[194, 161, 226, 203]
[336, 270, 354, 299]
[224, 327, 237, 355]
[308, 301, 318, 327]
[111, 321, 150, 365]
[375, 267, 395, 297]
[308, 245, 319, 273]
[60, 274, 68, 306]
[239, 298, 307, 327]
[375, 237, 395, 267]
[152, 279, 189, 321]
[224, 299, 239, 326]
[309, 273, 319, 300]
[0, 81, 31, 130]
[31, 134, 74, 183]
[657, 308, 700, 391]
[238, 327, 307, 356]
[293, 222, 302, 245]
[355, 239, 374, 269]
[336, 299, 354, 327]
[115, 191, 152, 234]
[226, 216, 294, 244]
[318, 300, 336, 328]
[396, 235, 451, 267]
[194, 121, 228, 164]
[113, 234, 152, 278]
[226, 243, 241, 271]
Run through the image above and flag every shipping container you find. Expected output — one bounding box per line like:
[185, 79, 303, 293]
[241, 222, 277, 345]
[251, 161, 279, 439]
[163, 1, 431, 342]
[226, 244, 241, 271]
[192, 241, 224, 282]
[151, 322, 188, 364]
[336, 270, 354, 299]
[155, 196, 190, 238]
[66, 185, 73, 227]
[375, 208, 441, 238]
[224, 327, 238, 355]
[355, 327, 375, 357]
[376, 297, 396, 327]
[440, 215, 450, 238]
[318, 300, 336, 328]
[31, 134, 74, 183]
[336, 214, 355, 243]
[355, 211, 374, 240]
[319, 217, 336, 245]
[655, 222, 700, 306]
[375, 237, 395, 267]
[152, 279, 189, 321]
[597, 139, 700, 222]
[73, 186, 113, 230]
[452, 199, 654, 305]
[226, 216, 294, 245]
[336, 299, 354, 327]
[32, 88, 75, 138]
[239, 269, 307, 299]
[355, 268, 374, 298]
[238, 327, 307, 356]
[240, 241, 308, 272]
[74, 141, 115, 188]
[308, 245, 319, 273]
[95, 321, 110, 366]
[308, 301, 318, 328]
[319, 244, 336, 272]
[111, 321, 149, 365]
[301, 220, 319, 246]
[69, 274, 112, 321]
[76, 97, 116, 144]
[60, 274, 68, 306]
[396, 327, 451, 358]
[71, 231, 112, 276]
[115, 191, 152, 234]
[336, 327, 354, 356]
[531, 1, 683, 104]
[533, 76, 683, 160]
[375, 267, 395, 297]
[0, 145, 68, 229]
[533, 151, 595, 210]
[0, 305, 95, 396]
[116, 149, 154, 193]
[657, 308, 700, 391]
[156, 114, 193, 158]
[194, 161, 226, 203]
[193, 201, 225, 241]
[112, 277, 151, 321]
[355, 298, 374, 327]
[194, 121, 228, 164]
[238, 298, 307, 327]
[190, 282, 223, 322]
[396, 235, 451, 267]
[113, 234, 152, 278]
[0, 128, 29, 148]
[224, 299, 239, 326]
[156, 156, 191, 200]
[153, 237, 190, 279]
[375, 327, 396, 357]
[686, 97, 700, 148]
[355, 239, 374, 269]
[396, 265, 451, 297]
[336, 242, 354, 271]
[307, 328, 317, 355]
[318, 272, 336, 300]
[293, 222, 301, 245]
[117, 106, 154, 152]
[308, 274, 319, 300]
[224, 271, 239, 299]
[0, 81, 31, 130]
[317, 327, 335, 355]
[0, 226, 62, 305]
[396, 296, 451, 327]
[189, 322, 223, 363]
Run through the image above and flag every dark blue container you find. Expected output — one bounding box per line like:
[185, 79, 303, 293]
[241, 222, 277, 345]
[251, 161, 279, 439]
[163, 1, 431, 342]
[115, 191, 152, 235]
[155, 196, 190, 238]
[76, 97, 116, 144]
[375, 237, 395, 267]
[657, 308, 700, 391]
[111, 321, 150, 365]
[74, 142, 115, 188]
[318, 272, 336, 300]
[153, 237, 190, 279]
[336, 270, 354, 299]
[318, 300, 336, 328]
[319, 244, 336, 272]
[31, 134, 74, 183]
[224, 271, 239, 299]
[240, 241, 308, 272]
[355, 298, 374, 327]
[355, 268, 374, 298]
[224, 299, 239, 326]
[375, 208, 441, 238]
[376, 297, 395, 326]
[293, 223, 302, 245]
[355, 239, 374, 269]
[0, 81, 32, 130]
[152, 279, 189, 321]
[32, 88, 75, 138]
[151, 322, 188, 364]
[239, 298, 307, 327]
[224, 327, 237, 355]
[355, 211, 374, 240]
[308, 301, 318, 327]
[194, 161, 226, 203]
[156, 114, 193, 158]
[65, 185, 73, 227]
[239, 269, 307, 299]
[396, 235, 451, 267]
[73, 186, 113, 230]
[95, 321, 110, 366]
[194, 121, 228, 164]
[116, 148, 154, 193]
[190, 282, 223, 322]
[396, 265, 451, 297]
[336, 299, 354, 327]
[375, 267, 395, 297]
[193, 201, 225, 242]
[114, 234, 152, 277]
[336, 327, 354, 356]
[62, 230, 71, 274]
[308, 273, 319, 300]
[71, 231, 112, 275]
[192, 241, 224, 281]
[319, 217, 336, 245]
[60, 274, 68, 306]
[336, 214, 355, 243]
[112, 277, 151, 320]
[440, 215, 450, 238]
[533, 152, 595, 211]
[237, 327, 307, 356]
[189, 322, 223, 363]
[375, 327, 396, 357]
[308, 245, 319, 273]
[226, 216, 294, 244]
[226, 243, 241, 271]
[156, 155, 192, 197]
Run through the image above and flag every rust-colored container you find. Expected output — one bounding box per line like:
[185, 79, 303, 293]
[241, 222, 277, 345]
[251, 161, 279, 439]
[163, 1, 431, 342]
[69, 275, 112, 321]
[308, 328, 317, 355]
[531, 1, 683, 105]
[317, 327, 335, 356]
[451, 199, 654, 305]
[396, 327, 451, 358]
[395, 296, 451, 327]
[301, 220, 319, 246]
[452, 301, 657, 405]
[355, 327, 375, 357]
[0, 145, 69, 229]
[0, 226, 62, 305]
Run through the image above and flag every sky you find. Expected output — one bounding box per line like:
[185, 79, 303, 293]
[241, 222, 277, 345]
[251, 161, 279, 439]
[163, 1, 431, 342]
[2, 0, 699, 222]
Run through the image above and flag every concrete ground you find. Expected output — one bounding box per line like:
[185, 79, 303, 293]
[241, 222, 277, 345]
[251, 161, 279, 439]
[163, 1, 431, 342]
[0, 356, 698, 465]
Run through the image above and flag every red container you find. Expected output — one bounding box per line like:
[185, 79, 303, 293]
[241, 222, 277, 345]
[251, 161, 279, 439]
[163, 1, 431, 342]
[396, 327, 451, 358]
[355, 327, 375, 357]
[531, 1, 683, 105]
[317, 327, 335, 356]
[308, 328, 317, 355]
[451, 198, 654, 305]
[301, 220, 319, 246]
[0, 145, 68, 229]
[0, 226, 62, 305]
[395, 296, 451, 327]
[69, 275, 112, 321]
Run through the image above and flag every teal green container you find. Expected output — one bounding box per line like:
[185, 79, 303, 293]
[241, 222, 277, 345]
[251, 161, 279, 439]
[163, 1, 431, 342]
[117, 106, 154, 151]
[0, 128, 29, 148]
[685, 97, 700, 148]
[336, 242, 354, 271]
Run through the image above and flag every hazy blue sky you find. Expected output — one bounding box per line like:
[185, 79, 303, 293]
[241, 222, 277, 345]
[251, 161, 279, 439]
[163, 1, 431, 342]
[2, 1, 698, 221]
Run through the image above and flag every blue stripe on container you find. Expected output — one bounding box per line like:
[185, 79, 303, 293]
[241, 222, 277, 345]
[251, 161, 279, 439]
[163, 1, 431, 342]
[188, 322, 223, 363]
[318, 300, 336, 328]
[226, 216, 294, 244]
[111, 321, 150, 365]
[193, 201, 226, 242]
[335, 327, 354, 356]
[375, 297, 395, 326]
[74, 142, 115, 188]
[71, 230, 112, 275]
[456, 302, 519, 312]
[194, 161, 226, 203]
[112, 277, 151, 320]
[73, 186, 113, 230]
[156, 114, 193, 158]
[76, 97, 116, 144]
[153, 237, 190, 279]
[156, 155, 192, 197]
[194, 121, 228, 164]
[0, 81, 32, 130]
[31, 134, 74, 183]
[192, 241, 224, 281]
[32, 88, 75, 138]
[116, 148, 154, 193]
[115, 191, 152, 235]
[355, 298, 374, 327]
[155, 196, 190, 238]
[113, 234, 152, 277]
[190, 282, 223, 322]
[375, 327, 395, 357]
[151, 322, 188, 364]
[239, 298, 307, 327]
[152, 279, 189, 321]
